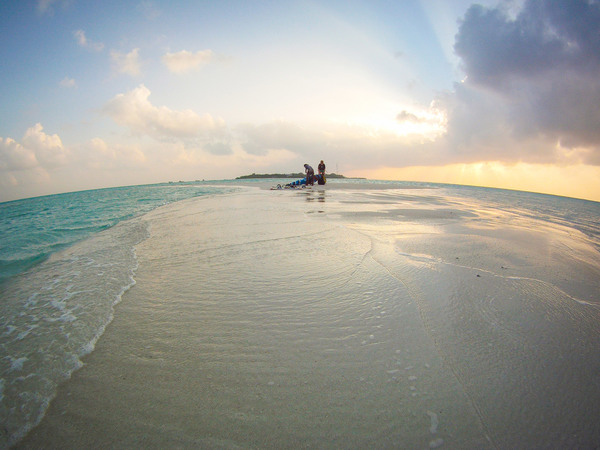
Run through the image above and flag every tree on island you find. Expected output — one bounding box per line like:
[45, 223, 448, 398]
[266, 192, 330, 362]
[236, 172, 354, 179]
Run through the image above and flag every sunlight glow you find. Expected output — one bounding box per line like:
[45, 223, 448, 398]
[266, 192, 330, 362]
[350, 162, 600, 202]
[351, 105, 447, 138]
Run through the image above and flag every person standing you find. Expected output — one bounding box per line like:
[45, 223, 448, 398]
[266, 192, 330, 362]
[317, 160, 326, 185]
[318, 160, 326, 176]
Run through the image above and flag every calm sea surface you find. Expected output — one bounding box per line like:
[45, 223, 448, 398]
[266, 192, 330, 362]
[1, 180, 599, 447]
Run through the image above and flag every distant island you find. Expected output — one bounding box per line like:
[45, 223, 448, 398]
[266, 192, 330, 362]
[236, 172, 357, 179]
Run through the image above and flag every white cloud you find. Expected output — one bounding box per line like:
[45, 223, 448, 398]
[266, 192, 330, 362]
[0, 137, 38, 171]
[37, 0, 56, 14]
[237, 121, 322, 156]
[22, 123, 68, 168]
[2, 172, 18, 188]
[111, 48, 141, 76]
[396, 111, 427, 124]
[229, 119, 448, 177]
[103, 84, 226, 139]
[37, 0, 54, 14]
[155, 141, 297, 176]
[137, 1, 161, 20]
[162, 50, 214, 74]
[60, 77, 76, 88]
[73, 29, 104, 51]
[0, 124, 71, 200]
[87, 137, 146, 168]
[0, 124, 68, 172]
[37, 0, 70, 15]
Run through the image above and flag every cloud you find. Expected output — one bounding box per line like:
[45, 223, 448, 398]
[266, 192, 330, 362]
[103, 84, 226, 139]
[37, 0, 70, 15]
[162, 50, 214, 74]
[0, 124, 67, 171]
[37, 0, 55, 14]
[447, 0, 600, 164]
[160, 141, 297, 174]
[86, 137, 146, 168]
[203, 142, 234, 155]
[137, 1, 161, 20]
[60, 77, 76, 88]
[110, 48, 141, 76]
[233, 119, 447, 172]
[0, 138, 38, 171]
[73, 29, 104, 52]
[22, 123, 68, 167]
[236, 121, 321, 156]
[396, 111, 427, 124]
[455, 1, 600, 86]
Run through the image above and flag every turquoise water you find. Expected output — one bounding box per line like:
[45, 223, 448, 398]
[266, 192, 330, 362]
[0, 182, 237, 284]
[0, 181, 237, 446]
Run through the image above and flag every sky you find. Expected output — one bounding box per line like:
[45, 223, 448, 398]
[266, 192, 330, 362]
[1, 0, 600, 202]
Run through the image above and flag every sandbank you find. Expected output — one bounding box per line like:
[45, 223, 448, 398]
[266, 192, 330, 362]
[19, 184, 600, 448]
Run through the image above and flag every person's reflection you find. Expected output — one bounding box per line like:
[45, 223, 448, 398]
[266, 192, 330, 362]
[304, 190, 326, 203]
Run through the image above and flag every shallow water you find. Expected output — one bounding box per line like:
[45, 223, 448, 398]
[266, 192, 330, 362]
[329, 186, 600, 447]
[0, 183, 231, 283]
[16, 184, 600, 448]
[0, 183, 234, 447]
[5, 181, 600, 448]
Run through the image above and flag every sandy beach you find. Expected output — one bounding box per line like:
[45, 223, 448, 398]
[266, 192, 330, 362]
[18, 183, 600, 448]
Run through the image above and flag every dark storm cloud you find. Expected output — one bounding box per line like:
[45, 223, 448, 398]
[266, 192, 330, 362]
[448, 0, 600, 163]
[455, 0, 600, 85]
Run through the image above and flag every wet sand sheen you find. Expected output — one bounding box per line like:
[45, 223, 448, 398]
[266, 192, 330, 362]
[19, 185, 600, 448]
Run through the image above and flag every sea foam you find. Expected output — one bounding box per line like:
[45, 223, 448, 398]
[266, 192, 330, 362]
[0, 218, 147, 447]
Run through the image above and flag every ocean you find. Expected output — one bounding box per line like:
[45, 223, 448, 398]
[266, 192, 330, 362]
[0, 182, 237, 446]
[2, 180, 600, 448]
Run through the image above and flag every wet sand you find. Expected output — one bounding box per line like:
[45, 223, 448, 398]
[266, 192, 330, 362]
[19, 184, 600, 448]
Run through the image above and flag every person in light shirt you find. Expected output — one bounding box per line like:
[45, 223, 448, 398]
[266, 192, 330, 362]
[304, 163, 315, 185]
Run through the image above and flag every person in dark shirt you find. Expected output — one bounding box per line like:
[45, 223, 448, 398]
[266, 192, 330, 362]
[318, 160, 325, 176]
[317, 160, 326, 185]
